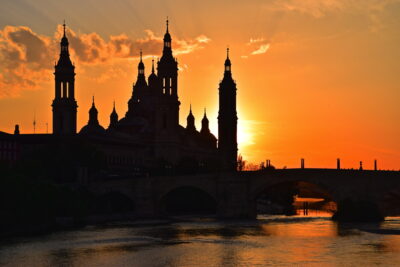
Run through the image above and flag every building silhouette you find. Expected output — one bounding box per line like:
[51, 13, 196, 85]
[0, 20, 238, 176]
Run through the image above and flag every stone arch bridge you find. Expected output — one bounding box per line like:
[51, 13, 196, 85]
[88, 169, 400, 219]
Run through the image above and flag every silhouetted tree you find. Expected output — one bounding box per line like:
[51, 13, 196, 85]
[237, 154, 246, 171]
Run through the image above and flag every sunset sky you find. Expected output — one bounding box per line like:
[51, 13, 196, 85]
[0, 0, 399, 169]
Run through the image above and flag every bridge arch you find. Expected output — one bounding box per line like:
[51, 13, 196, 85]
[380, 186, 400, 216]
[251, 177, 338, 216]
[250, 174, 339, 202]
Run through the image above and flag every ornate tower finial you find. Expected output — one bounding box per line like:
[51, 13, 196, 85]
[92, 95, 95, 106]
[166, 16, 169, 33]
[227, 47, 229, 59]
[151, 57, 155, 73]
[140, 49, 143, 61]
[63, 20, 66, 37]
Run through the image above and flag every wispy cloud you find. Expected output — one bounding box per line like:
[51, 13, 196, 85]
[251, 44, 270, 55]
[267, 0, 343, 18]
[242, 37, 271, 58]
[265, 0, 400, 30]
[0, 25, 211, 97]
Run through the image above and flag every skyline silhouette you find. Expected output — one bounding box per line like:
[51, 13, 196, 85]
[0, 3, 399, 266]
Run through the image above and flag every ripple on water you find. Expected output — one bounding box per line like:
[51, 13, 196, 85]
[0, 216, 399, 267]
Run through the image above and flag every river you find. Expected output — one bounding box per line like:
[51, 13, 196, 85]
[0, 215, 399, 266]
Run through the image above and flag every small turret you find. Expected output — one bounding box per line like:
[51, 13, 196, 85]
[186, 105, 196, 132]
[200, 108, 210, 135]
[79, 96, 106, 135]
[109, 101, 118, 129]
[88, 96, 99, 126]
[148, 57, 159, 87]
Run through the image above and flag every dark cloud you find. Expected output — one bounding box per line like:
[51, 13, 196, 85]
[0, 25, 211, 97]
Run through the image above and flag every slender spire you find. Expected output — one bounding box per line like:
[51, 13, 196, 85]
[152, 57, 155, 73]
[63, 20, 66, 37]
[227, 47, 229, 59]
[33, 111, 36, 134]
[202, 107, 208, 121]
[166, 16, 169, 33]
[92, 95, 95, 106]
[111, 100, 118, 115]
[140, 49, 143, 62]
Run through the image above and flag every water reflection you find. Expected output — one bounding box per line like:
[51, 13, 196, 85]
[0, 216, 399, 267]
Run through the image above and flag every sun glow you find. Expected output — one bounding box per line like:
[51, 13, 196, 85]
[238, 120, 255, 148]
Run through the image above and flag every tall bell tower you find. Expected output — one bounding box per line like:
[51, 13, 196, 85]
[157, 18, 180, 130]
[52, 22, 77, 134]
[218, 48, 238, 171]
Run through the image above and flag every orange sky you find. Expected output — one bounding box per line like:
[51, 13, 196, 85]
[0, 0, 399, 169]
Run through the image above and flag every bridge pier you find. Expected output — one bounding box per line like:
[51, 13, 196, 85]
[333, 197, 384, 222]
[134, 177, 157, 218]
[217, 173, 254, 219]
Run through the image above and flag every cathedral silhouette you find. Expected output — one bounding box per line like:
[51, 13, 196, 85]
[0, 20, 238, 176]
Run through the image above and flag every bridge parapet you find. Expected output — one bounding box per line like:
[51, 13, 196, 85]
[87, 169, 400, 219]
